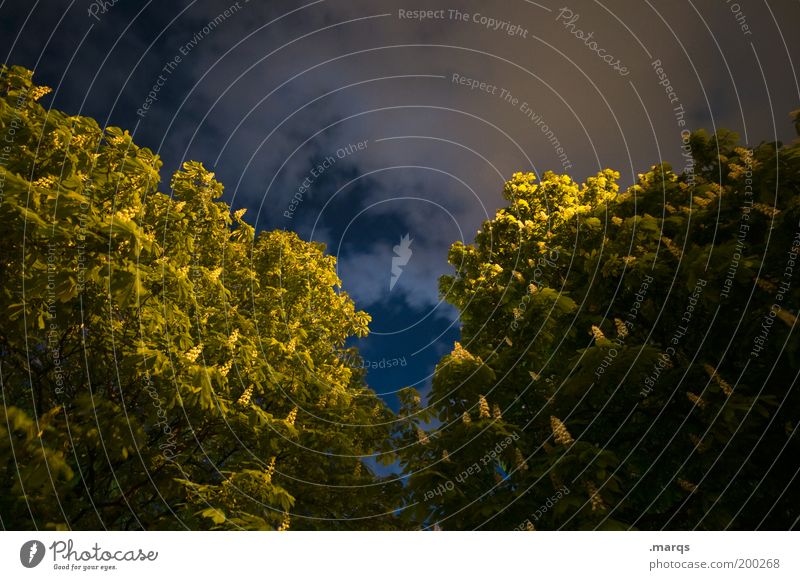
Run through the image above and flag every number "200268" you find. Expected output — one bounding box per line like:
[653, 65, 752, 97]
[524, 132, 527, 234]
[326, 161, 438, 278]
[736, 559, 780, 569]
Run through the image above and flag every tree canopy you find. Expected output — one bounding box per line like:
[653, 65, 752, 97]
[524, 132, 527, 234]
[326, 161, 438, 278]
[0, 65, 398, 530]
[2, 64, 798, 531]
[398, 118, 800, 530]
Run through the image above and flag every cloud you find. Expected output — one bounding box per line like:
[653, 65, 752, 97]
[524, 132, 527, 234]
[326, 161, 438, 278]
[4, 0, 798, 397]
[336, 228, 459, 321]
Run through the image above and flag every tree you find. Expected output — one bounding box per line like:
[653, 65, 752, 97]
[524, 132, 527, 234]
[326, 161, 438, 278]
[0, 65, 399, 530]
[399, 120, 800, 530]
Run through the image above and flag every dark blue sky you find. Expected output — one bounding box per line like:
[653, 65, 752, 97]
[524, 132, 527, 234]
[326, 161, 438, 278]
[3, 0, 798, 412]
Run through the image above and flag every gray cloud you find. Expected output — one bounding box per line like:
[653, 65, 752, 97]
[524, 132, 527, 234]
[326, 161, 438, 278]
[3, 0, 798, 371]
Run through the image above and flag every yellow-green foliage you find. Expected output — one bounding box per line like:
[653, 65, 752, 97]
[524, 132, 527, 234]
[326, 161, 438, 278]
[402, 121, 800, 529]
[0, 65, 397, 530]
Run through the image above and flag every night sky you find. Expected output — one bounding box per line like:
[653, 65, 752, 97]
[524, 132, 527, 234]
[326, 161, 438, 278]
[3, 0, 798, 411]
